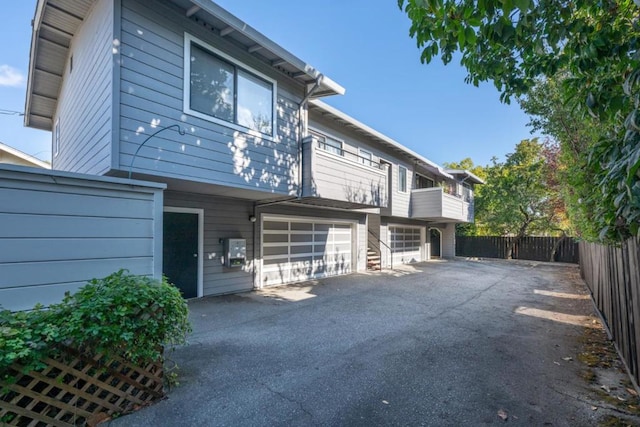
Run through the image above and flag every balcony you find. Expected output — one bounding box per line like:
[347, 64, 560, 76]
[410, 187, 474, 223]
[301, 136, 388, 209]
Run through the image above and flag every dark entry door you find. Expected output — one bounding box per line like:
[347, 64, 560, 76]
[163, 211, 198, 298]
[430, 229, 441, 258]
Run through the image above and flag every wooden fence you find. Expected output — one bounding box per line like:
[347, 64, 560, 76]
[456, 236, 579, 263]
[579, 237, 640, 386]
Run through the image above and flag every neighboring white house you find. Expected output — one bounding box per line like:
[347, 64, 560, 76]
[0, 142, 50, 169]
[22, 0, 483, 300]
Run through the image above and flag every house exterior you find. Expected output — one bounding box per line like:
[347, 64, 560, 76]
[0, 142, 50, 169]
[24, 0, 482, 299]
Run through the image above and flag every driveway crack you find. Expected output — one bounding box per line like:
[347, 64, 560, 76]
[253, 378, 315, 422]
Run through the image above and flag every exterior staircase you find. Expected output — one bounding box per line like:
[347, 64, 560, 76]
[367, 248, 381, 271]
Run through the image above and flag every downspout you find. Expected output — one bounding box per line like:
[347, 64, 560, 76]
[253, 75, 323, 289]
[297, 74, 324, 199]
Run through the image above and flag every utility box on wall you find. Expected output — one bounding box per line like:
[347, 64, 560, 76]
[223, 238, 246, 268]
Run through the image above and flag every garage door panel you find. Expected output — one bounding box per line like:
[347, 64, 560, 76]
[264, 220, 288, 230]
[264, 246, 288, 256]
[264, 233, 288, 243]
[262, 217, 354, 286]
[291, 234, 312, 243]
[390, 225, 423, 265]
[291, 222, 313, 231]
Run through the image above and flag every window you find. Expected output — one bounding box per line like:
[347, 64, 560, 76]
[53, 119, 60, 157]
[398, 165, 407, 192]
[415, 174, 434, 189]
[359, 149, 373, 166]
[310, 130, 342, 155]
[184, 34, 276, 137]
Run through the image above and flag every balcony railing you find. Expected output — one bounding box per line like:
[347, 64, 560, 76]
[302, 137, 389, 208]
[410, 187, 474, 223]
[316, 140, 385, 170]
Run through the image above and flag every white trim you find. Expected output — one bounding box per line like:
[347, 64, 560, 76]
[183, 32, 278, 140]
[388, 223, 425, 263]
[163, 206, 204, 298]
[53, 118, 60, 158]
[0, 142, 50, 169]
[398, 165, 408, 193]
[260, 214, 358, 287]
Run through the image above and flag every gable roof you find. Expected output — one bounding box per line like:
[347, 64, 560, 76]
[0, 142, 51, 169]
[309, 99, 453, 180]
[25, 0, 345, 131]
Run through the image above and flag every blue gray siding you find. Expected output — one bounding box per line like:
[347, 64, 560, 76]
[310, 113, 415, 218]
[163, 191, 255, 296]
[410, 188, 473, 223]
[302, 137, 388, 207]
[118, 0, 304, 195]
[0, 165, 164, 311]
[53, 0, 114, 175]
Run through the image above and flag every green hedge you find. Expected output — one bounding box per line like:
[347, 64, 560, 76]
[0, 270, 192, 384]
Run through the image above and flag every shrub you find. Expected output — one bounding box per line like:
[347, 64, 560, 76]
[0, 270, 191, 384]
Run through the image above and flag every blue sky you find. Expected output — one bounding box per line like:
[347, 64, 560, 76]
[0, 1, 537, 166]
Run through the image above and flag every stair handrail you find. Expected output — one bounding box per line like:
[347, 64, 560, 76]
[368, 229, 393, 270]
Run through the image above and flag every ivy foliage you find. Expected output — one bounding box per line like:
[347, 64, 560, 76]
[0, 270, 191, 382]
[399, 0, 640, 241]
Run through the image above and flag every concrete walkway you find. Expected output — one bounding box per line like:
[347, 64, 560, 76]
[109, 259, 632, 426]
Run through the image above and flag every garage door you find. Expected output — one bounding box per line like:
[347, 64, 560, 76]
[262, 217, 353, 286]
[390, 225, 423, 264]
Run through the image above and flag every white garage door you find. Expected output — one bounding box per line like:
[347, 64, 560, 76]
[262, 217, 354, 286]
[390, 225, 423, 264]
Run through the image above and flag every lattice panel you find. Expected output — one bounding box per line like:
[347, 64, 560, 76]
[0, 346, 164, 426]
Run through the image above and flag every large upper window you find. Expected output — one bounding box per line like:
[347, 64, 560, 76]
[184, 34, 276, 138]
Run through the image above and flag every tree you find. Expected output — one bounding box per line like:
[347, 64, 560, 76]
[519, 74, 606, 240]
[399, 0, 640, 241]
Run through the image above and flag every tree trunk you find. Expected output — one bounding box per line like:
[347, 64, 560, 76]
[507, 208, 531, 259]
[549, 232, 568, 262]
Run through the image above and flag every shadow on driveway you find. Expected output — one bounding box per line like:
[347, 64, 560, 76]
[108, 259, 638, 426]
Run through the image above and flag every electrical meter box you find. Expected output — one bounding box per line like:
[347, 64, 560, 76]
[223, 238, 246, 268]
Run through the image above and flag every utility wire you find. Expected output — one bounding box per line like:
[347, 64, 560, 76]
[0, 109, 25, 116]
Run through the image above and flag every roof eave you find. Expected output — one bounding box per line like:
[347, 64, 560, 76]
[24, 0, 47, 129]
[445, 169, 485, 185]
[309, 99, 453, 179]
[188, 0, 345, 97]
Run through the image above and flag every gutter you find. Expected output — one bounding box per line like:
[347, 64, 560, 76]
[297, 75, 324, 199]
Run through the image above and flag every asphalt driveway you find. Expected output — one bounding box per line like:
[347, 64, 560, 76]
[109, 259, 631, 426]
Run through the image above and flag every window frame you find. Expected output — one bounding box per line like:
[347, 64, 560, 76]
[53, 119, 60, 157]
[358, 148, 373, 167]
[309, 128, 343, 156]
[398, 165, 408, 193]
[183, 33, 278, 139]
[415, 173, 434, 189]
